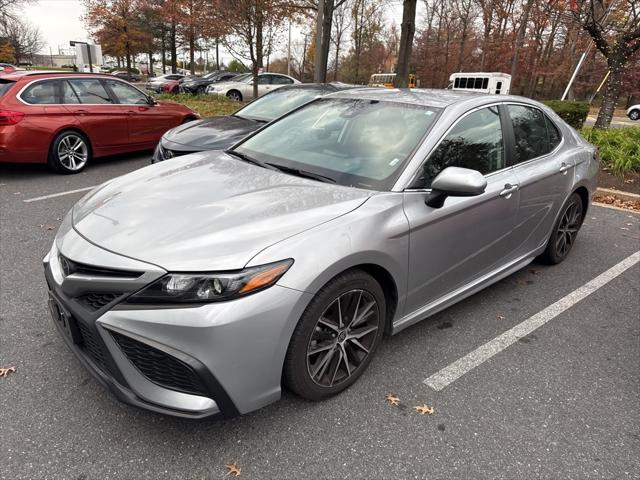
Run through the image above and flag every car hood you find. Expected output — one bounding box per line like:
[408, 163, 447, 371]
[72, 151, 372, 271]
[163, 116, 260, 151]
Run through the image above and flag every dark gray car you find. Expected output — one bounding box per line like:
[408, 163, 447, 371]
[152, 83, 354, 163]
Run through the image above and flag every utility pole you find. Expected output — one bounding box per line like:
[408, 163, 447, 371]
[313, 0, 325, 82]
[287, 21, 291, 77]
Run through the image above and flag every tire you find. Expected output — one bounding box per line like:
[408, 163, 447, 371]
[196, 85, 207, 95]
[629, 109, 640, 121]
[539, 193, 584, 265]
[283, 269, 386, 401]
[48, 130, 91, 174]
[226, 90, 242, 101]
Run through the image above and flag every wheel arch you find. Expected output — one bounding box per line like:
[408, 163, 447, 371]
[49, 126, 94, 157]
[226, 89, 243, 101]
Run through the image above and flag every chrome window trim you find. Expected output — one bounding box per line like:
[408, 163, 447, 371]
[16, 76, 152, 106]
[398, 101, 509, 191]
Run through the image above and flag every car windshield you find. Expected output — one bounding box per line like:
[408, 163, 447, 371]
[236, 87, 325, 122]
[234, 98, 441, 190]
[234, 74, 252, 83]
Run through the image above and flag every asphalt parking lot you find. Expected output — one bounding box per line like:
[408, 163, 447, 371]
[1, 153, 639, 480]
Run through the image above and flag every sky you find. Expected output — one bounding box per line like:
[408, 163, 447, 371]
[22, 0, 408, 63]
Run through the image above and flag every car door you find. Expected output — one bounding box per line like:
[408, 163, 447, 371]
[402, 105, 521, 315]
[104, 79, 177, 145]
[63, 78, 129, 148]
[256, 74, 273, 97]
[504, 104, 575, 257]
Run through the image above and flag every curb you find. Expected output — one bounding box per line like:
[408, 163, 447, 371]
[596, 187, 640, 202]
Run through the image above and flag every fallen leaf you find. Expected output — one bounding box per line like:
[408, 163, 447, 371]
[225, 463, 241, 477]
[13, 192, 21, 195]
[626, 223, 633, 226]
[621, 227, 629, 231]
[529, 269, 541, 275]
[384, 394, 400, 406]
[497, 315, 505, 320]
[0, 366, 16, 378]
[39, 224, 55, 230]
[414, 404, 434, 415]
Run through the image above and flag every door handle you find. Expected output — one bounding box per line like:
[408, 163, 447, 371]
[499, 183, 519, 198]
[73, 109, 88, 115]
[559, 162, 571, 174]
[126, 110, 136, 116]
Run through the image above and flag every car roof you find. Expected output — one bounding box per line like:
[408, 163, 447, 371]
[274, 82, 356, 93]
[0, 70, 114, 81]
[325, 87, 534, 109]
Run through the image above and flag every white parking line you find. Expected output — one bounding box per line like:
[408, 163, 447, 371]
[23, 185, 97, 203]
[424, 250, 640, 391]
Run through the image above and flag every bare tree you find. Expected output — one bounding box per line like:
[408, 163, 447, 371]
[572, 0, 640, 128]
[1, 17, 44, 64]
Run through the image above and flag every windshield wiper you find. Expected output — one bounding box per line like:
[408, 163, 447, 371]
[234, 114, 269, 123]
[266, 163, 336, 184]
[225, 150, 277, 170]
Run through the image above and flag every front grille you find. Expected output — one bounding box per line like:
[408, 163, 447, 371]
[76, 321, 110, 372]
[111, 331, 208, 397]
[59, 255, 140, 279]
[76, 293, 122, 311]
[163, 148, 194, 160]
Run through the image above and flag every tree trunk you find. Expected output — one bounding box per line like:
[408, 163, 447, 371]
[215, 38, 220, 70]
[170, 20, 177, 74]
[594, 62, 623, 129]
[253, 10, 263, 99]
[161, 33, 166, 74]
[396, 0, 416, 88]
[189, 28, 195, 74]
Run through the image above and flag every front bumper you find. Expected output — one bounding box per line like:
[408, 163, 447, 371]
[151, 137, 202, 163]
[44, 225, 312, 418]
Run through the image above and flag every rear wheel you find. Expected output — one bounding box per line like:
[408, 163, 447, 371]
[226, 90, 242, 101]
[48, 131, 91, 174]
[539, 193, 584, 264]
[284, 270, 385, 401]
[196, 85, 207, 95]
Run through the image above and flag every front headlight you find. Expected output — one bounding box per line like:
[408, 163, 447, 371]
[124, 259, 293, 304]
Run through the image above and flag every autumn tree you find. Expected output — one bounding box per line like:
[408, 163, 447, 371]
[84, 0, 150, 76]
[572, 0, 640, 128]
[221, 0, 292, 98]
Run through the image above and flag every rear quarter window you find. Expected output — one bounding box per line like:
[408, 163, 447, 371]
[0, 80, 15, 98]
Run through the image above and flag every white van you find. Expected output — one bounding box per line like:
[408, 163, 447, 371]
[448, 72, 511, 94]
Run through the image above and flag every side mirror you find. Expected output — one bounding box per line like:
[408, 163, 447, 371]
[147, 95, 157, 106]
[425, 167, 487, 208]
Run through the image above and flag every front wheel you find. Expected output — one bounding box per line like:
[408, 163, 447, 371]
[48, 131, 91, 174]
[629, 109, 640, 121]
[284, 270, 385, 401]
[226, 90, 242, 101]
[539, 193, 584, 264]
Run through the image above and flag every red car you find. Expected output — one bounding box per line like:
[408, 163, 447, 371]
[0, 71, 198, 173]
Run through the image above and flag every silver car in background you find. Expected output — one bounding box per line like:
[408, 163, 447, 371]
[44, 89, 598, 418]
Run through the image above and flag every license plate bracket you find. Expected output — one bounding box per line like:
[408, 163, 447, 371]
[48, 295, 82, 344]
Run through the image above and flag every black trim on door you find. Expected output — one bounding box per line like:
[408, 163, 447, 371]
[498, 104, 516, 167]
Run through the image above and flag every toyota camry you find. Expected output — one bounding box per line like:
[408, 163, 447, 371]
[44, 88, 598, 418]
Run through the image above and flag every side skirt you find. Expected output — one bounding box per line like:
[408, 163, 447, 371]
[392, 251, 542, 335]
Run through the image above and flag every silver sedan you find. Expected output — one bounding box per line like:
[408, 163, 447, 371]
[44, 88, 598, 418]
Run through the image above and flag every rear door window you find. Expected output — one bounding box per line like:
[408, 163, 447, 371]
[67, 78, 114, 104]
[21, 80, 59, 104]
[507, 105, 552, 163]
